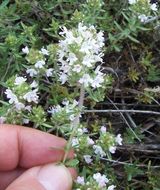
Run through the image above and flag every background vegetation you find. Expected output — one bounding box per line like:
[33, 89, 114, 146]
[0, 0, 160, 189]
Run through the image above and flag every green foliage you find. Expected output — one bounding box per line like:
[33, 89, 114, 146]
[124, 127, 144, 144]
[147, 65, 160, 82]
[147, 170, 160, 189]
[124, 164, 144, 181]
[29, 106, 46, 126]
[0, 0, 160, 189]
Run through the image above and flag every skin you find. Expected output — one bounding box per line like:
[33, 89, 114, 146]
[0, 124, 76, 190]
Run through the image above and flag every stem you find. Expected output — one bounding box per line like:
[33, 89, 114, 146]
[63, 85, 85, 163]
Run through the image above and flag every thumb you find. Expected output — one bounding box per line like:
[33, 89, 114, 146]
[6, 164, 73, 190]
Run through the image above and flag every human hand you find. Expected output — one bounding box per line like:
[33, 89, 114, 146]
[0, 124, 76, 190]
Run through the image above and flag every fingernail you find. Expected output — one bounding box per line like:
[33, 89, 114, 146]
[37, 164, 73, 190]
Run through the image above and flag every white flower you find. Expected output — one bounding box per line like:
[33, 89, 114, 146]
[59, 73, 68, 84]
[82, 127, 88, 133]
[100, 126, 107, 133]
[87, 137, 94, 145]
[22, 46, 29, 54]
[48, 105, 61, 114]
[76, 176, 85, 185]
[46, 68, 53, 77]
[72, 64, 82, 73]
[0, 117, 6, 124]
[15, 102, 25, 111]
[97, 31, 105, 46]
[138, 14, 148, 23]
[23, 89, 39, 103]
[67, 53, 78, 65]
[108, 185, 116, 190]
[23, 118, 30, 124]
[150, 3, 158, 11]
[109, 146, 116, 154]
[35, 60, 45, 68]
[69, 114, 75, 121]
[58, 23, 105, 87]
[93, 145, 106, 157]
[77, 128, 84, 135]
[91, 67, 105, 88]
[73, 100, 79, 107]
[14, 76, 26, 85]
[25, 105, 32, 112]
[91, 72, 104, 88]
[30, 80, 38, 88]
[128, 0, 136, 4]
[79, 74, 93, 87]
[40, 47, 49, 55]
[83, 155, 93, 164]
[5, 89, 18, 104]
[60, 62, 70, 73]
[93, 173, 109, 188]
[26, 68, 38, 77]
[82, 55, 94, 67]
[72, 137, 79, 147]
[62, 99, 69, 106]
[115, 134, 123, 145]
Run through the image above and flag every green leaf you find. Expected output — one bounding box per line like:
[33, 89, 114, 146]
[125, 164, 144, 181]
[65, 159, 79, 167]
[0, 0, 10, 11]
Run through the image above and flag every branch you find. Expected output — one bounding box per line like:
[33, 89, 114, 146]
[63, 85, 85, 163]
[84, 109, 160, 115]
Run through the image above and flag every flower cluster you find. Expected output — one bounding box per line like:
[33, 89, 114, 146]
[48, 99, 81, 127]
[71, 125, 123, 163]
[5, 76, 39, 111]
[58, 23, 106, 88]
[22, 46, 53, 78]
[128, 0, 158, 23]
[75, 173, 116, 190]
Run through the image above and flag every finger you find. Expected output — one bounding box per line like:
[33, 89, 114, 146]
[0, 168, 77, 190]
[6, 164, 73, 190]
[0, 124, 74, 171]
[0, 168, 25, 190]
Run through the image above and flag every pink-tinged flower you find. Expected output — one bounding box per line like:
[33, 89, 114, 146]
[83, 155, 93, 164]
[76, 176, 85, 185]
[93, 173, 109, 188]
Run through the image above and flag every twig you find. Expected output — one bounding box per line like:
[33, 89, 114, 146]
[122, 99, 137, 129]
[98, 157, 160, 169]
[84, 109, 160, 115]
[118, 144, 160, 154]
[106, 97, 141, 142]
